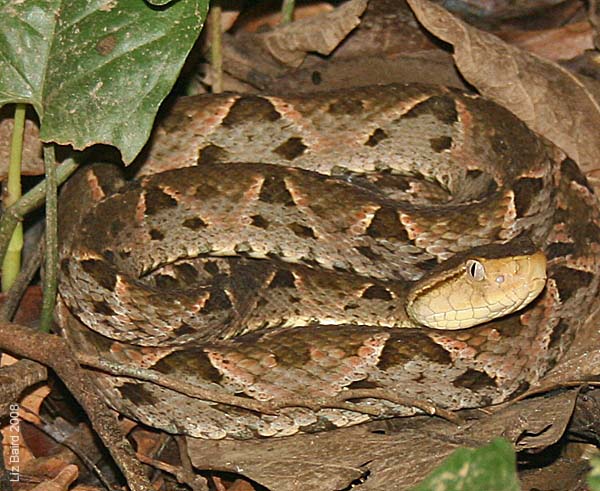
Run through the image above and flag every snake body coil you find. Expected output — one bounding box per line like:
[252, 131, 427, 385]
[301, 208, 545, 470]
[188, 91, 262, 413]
[57, 84, 600, 440]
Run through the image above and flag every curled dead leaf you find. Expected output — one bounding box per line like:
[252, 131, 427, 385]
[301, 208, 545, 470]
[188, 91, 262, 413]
[406, 0, 600, 182]
[255, 0, 368, 66]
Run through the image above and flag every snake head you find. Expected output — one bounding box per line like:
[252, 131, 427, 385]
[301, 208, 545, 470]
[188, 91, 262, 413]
[406, 242, 547, 330]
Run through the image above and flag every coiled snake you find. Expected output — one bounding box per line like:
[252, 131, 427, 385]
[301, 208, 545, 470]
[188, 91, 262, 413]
[57, 84, 600, 440]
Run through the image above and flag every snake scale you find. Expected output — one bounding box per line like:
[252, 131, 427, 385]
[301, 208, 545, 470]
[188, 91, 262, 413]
[57, 83, 600, 440]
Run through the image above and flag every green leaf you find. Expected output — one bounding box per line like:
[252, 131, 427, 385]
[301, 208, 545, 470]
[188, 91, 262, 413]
[411, 438, 521, 491]
[588, 454, 600, 491]
[0, 1, 56, 108]
[0, 0, 208, 163]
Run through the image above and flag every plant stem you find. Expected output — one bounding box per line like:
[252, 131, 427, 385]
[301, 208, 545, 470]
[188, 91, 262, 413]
[209, 0, 223, 93]
[1, 104, 26, 292]
[39, 145, 58, 332]
[281, 0, 295, 24]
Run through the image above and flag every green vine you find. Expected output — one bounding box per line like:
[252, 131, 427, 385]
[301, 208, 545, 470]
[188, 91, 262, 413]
[1, 104, 25, 292]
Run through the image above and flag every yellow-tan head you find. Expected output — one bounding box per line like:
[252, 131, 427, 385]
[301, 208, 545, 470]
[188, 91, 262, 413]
[406, 244, 547, 330]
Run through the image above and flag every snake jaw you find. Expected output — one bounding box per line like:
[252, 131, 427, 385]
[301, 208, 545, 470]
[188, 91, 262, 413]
[515, 250, 547, 311]
[406, 250, 547, 330]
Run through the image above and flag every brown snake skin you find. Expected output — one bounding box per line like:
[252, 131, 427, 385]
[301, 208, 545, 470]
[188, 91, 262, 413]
[57, 84, 600, 440]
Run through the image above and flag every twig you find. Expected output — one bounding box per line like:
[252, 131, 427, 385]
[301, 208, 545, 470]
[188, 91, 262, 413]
[335, 388, 463, 424]
[39, 145, 58, 332]
[77, 352, 461, 423]
[76, 353, 282, 415]
[175, 436, 208, 491]
[136, 451, 208, 490]
[499, 379, 600, 408]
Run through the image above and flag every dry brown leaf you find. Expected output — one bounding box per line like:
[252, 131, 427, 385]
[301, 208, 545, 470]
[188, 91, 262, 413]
[255, 0, 368, 66]
[20, 422, 101, 486]
[1, 418, 35, 485]
[226, 479, 257, 491]
[0, 287, 48, 474]
[187, 391, 576, 491]
[498, 20, 594, 62]
[30, 464, 79, 491]
[329, 0, 439, 60]
[443, 0, 579, 22]
[519, 450, 590, 491]
[1, 354, 50, 425]
[266, 51, 466, 94]
[0, 106, 44, 179]
[262, 0, 467, 93]
[3, 286, 43, 327]
[200, 0, 464, 94]
[406, 0, 600, 179]
[0, 354, 49, 479]
[130, 427, 168, 460]
[237, 3, 335, 33]
[0, 384, 50, 480]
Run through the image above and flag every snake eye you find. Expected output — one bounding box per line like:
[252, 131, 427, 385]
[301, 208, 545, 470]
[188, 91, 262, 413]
[466, 259, 485, 281]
